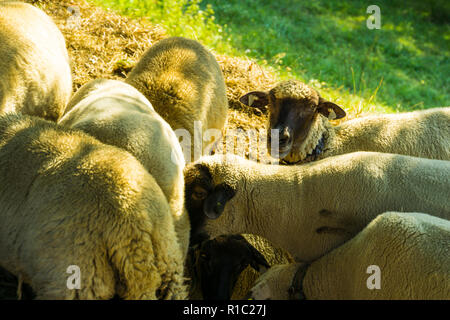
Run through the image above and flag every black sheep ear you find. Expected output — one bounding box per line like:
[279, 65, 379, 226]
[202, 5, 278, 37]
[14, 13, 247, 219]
[244, 240, 270, 273]
[239, 91, 269, 109]
[317, 97, 346, 120]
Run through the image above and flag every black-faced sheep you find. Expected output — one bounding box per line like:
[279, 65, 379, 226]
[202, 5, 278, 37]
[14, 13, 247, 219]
[229, 234, 293, 300]
[0, 2, 72, 121]
[240, 80, 450, 163]
[0, 113, 186, 299]
[249, 211, 450, 300]
[184, 153, 450, 262]
[59, 79, 190, 258]
[125, 36, 229, 162]
[187, 234, 270, 300]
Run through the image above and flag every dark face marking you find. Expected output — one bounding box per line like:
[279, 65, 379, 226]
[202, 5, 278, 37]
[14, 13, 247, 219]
[267, 93, 318, 157]
[239, 82, 346, 159]
[184, 164, 236, 245]
[194, 235, 270, 300]
[272, 95, 316, 152]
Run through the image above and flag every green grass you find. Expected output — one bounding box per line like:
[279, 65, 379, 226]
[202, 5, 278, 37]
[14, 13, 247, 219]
[92, 0, 450, 114]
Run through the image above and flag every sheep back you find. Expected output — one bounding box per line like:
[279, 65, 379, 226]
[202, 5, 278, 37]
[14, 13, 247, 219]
[59, 79, 190, 258]
[125, 36, 228, 161]
[330, 107, 450, 160]
[304, 211, 450, 299]
[0, 2, 72, 121]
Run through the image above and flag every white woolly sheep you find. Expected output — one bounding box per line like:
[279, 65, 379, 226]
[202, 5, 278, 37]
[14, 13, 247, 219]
[59, 79, 190, 258]
[184, 153, 450, 262]
[125, 36, 229, 162]
[0, 2, 72, 121]
[240, 80, 450, 163]
[249, 211, 450, 300]
[0, 113, 186, 299]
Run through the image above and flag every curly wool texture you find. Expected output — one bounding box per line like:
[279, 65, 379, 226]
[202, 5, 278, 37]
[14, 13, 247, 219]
[0, 2, 72, 121]
[0, 113, 187, 299]
[125, 37, 229, 162]
[59, 79, 190, 258]
[271, 79, 317, 101]
[285, 106, 450, 163]
[190, 153, 450, 262]
[251, 212, 450, 300]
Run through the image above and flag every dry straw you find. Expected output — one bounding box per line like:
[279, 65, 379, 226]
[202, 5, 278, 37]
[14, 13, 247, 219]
[27, 0, 283, 162]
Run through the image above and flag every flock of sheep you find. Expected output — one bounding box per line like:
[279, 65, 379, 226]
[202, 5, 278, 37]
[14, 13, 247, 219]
[0, 1, 449, 300]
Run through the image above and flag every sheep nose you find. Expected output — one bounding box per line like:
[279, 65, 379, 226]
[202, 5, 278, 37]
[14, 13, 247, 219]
[279, 129, 291, 146]
[213, 204, 222, 215]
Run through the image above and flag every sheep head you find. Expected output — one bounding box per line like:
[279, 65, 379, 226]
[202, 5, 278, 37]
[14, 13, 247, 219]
[191, 234, 270, 300]
[184, 162, 237, 245]
[240, 80, 346, 159]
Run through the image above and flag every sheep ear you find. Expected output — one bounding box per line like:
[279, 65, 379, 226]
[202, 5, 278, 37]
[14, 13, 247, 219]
[317, 98, 346, 120]
[245, 241, 270, 273]
[239, 91, 269, 108]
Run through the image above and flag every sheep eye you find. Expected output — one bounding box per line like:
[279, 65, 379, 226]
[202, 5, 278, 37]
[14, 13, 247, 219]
[192, 187, 208, 200]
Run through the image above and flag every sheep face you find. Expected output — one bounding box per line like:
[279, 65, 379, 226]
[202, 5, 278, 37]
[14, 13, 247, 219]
[184, 163, 236, 245]
[191, 234, 270, 300]
[240, 80, 346, 159]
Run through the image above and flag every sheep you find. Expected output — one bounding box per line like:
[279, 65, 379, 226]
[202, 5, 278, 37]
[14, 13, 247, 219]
[58, 79, 190, 258]
[186, 233, 292, 300]
[186, 234, 270, 300]
[0, 266, 35, 300]
[239, 80, 450, 163]
[229, 234, 293, 300]
[125, 36, 229, 162]
[248, 211, 450, 300]
[184, 153, 450, 263]
[0, 113, 187, 299]
[0, 2, 72, 121]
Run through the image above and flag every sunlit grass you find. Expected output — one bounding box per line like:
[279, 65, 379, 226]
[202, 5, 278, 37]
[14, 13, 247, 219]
[92, 0, 449, 115]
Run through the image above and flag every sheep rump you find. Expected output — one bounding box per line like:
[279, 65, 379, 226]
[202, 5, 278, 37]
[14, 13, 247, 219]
[59, 79, 190, 258]
[125, 36, 229, 162]
[0, 113, 186, 299]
